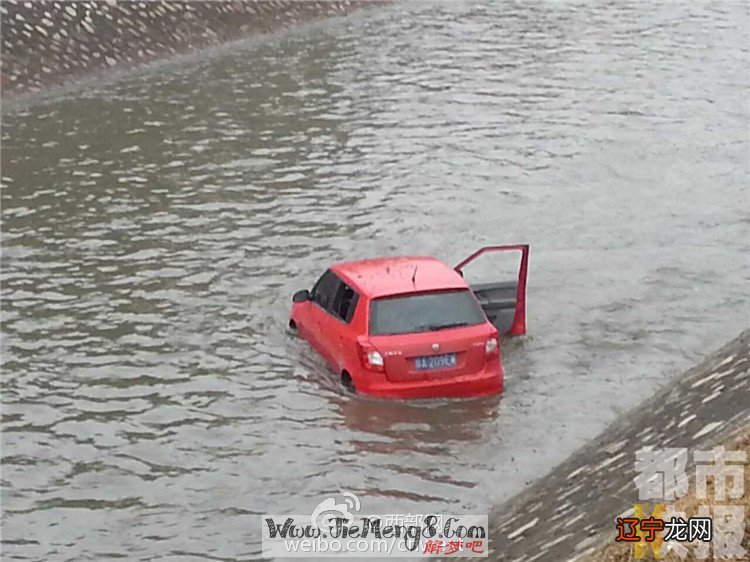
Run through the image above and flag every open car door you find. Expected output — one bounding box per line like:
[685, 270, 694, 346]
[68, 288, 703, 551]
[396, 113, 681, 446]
[455, 245, 529, 336]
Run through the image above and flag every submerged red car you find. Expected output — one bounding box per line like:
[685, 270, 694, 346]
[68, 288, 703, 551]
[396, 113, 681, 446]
[289, 245, 529, 399]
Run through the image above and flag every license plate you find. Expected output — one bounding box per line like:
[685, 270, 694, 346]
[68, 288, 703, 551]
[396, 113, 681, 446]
[415, 353, 457, 371]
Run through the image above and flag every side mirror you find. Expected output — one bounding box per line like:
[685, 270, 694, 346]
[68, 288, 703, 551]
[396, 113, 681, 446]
[292, 289, 310, 303]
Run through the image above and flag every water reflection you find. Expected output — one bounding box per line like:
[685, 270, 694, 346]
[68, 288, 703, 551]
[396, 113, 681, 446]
[340, 396, 501, 454]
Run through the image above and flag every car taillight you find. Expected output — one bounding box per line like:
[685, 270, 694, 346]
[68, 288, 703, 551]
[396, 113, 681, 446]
[368, 351, 384, 367]
[485, 335, 499, 358]
[358, 342, 384, 372]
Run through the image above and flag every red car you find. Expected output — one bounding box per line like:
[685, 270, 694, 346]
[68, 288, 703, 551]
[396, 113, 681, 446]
[289, 245, 529, 399]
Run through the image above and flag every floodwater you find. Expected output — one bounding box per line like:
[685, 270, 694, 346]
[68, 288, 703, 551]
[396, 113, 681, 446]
[2, 1, 748, 559]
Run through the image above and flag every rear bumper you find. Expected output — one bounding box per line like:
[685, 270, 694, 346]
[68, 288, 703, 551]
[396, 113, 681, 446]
[356, 364, 503, 399]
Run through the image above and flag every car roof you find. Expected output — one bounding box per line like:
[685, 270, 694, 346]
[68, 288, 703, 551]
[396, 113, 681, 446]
[331, 256, 469, 299]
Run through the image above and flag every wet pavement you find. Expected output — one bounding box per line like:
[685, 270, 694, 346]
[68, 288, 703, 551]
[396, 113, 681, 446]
[2, 1, 749, 560]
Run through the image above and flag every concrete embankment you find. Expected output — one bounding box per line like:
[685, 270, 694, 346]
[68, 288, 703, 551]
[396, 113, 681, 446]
[0, 0, 377, 97]
[483, 330, 750, 562]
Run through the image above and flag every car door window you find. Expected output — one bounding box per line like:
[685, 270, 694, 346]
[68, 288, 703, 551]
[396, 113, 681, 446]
[310, 270, 339, 311]
[331, 282, 359, 323]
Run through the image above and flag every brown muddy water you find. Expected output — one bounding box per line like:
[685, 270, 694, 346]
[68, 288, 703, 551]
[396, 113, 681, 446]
[1, 2, 748, 560]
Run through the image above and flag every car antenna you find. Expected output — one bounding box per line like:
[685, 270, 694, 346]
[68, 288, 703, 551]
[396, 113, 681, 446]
[411, 265, 418, 287]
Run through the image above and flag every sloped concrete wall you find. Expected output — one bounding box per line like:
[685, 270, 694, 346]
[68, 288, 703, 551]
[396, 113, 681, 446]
[1, 0, 375, 97]
[485, 330, 750, 561]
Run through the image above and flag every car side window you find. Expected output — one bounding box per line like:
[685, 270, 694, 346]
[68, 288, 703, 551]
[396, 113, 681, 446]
[310, 270, 339, 311]
[331, 282, 359, 323]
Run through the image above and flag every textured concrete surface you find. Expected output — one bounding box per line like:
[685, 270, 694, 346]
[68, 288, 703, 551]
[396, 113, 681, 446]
[483, 330, 750, 562]
[0, 0, 377, 97]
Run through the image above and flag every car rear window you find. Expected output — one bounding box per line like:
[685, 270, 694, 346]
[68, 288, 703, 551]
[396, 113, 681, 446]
[369, 289, 486, 336]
